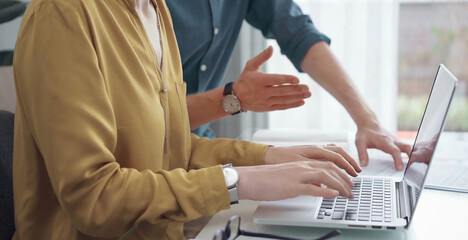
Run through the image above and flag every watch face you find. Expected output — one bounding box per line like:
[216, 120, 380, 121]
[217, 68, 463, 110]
[223, 167, 239, 188]
[223, 95, 242, 114]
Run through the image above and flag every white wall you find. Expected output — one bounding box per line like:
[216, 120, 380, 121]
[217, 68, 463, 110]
[0, 0, 27, 51]
[0, 1, 28, 112]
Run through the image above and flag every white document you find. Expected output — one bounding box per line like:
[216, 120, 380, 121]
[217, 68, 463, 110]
[425, 164, 468, 193]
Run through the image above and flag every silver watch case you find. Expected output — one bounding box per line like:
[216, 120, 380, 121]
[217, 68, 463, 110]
[222, 94, 242, 114]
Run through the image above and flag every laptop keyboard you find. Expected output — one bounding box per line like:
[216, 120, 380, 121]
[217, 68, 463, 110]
[317, 177, 393, 222]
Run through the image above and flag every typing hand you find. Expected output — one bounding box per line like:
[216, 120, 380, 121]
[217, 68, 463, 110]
[235, 161, 355, 201]
[264, 145, 361, 177]
[355, 122, 412, 171]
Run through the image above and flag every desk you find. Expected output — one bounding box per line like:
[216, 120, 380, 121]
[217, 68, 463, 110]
[195, 189, 468, 239]
[193, 129, 468, 239]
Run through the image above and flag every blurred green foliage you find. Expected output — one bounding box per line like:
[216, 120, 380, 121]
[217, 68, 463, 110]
[397, 96, 468, 131]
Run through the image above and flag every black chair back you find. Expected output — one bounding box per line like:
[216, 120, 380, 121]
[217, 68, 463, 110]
[0, 110, 15, 240]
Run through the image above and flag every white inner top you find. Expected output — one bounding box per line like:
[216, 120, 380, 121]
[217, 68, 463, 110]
[135, 0, 162, 67]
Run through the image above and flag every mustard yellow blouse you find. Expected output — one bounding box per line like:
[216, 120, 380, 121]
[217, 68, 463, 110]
[12, 0, 268, 239]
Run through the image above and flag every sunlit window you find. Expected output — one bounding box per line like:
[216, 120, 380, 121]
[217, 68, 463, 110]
[397, 0, 468, 132]
[267, 0, 467, 139]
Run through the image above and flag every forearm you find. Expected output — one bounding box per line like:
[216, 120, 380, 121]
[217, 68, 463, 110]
[186, 86, 230, 130]
[300, 42, 379, 127]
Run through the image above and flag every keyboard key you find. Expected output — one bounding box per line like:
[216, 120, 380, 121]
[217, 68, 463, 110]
[358, 216, 370, 221]
[346, 213, 357, 220]
[321, 177, 394, 223]
[332, 211, 345, 220]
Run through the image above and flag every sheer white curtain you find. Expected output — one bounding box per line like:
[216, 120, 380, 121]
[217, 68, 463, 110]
[268, 0, 400, 133]
[212, 22, 268, 139]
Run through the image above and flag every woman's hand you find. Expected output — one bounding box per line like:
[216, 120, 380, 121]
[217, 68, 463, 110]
[235, 161, 355, 201]
[264, 145, 361, 177]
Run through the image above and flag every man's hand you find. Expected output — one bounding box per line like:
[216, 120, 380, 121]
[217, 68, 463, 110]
[355, 122, 412, 171]
[300, 42, 412, 171]
[235, 161, 355, 201]
[408, 137, 437, 166]
[233, 46, 311, 112]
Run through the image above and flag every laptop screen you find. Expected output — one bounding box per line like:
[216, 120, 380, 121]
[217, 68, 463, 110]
[402, 64, 458, 213]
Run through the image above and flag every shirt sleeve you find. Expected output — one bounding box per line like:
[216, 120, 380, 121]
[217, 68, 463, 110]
[245, 0, 331, 72]
[13, 1, 234, 237]
[188, 134, 269, 170]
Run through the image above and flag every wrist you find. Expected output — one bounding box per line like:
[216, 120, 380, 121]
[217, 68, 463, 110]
[355, 111, 380, 130]
[263, 146, 277, 165]
[234, 166, 253, 200]
[347, 100, 380, 129]
[232, 81, 242, 102]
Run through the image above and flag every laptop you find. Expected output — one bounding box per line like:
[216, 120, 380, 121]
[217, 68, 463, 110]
[253, 64, 458, 230]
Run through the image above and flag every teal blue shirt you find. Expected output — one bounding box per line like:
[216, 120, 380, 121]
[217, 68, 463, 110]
[167, 0, 330, 138]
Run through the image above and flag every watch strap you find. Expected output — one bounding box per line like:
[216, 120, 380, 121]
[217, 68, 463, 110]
[228, 188, 239, 205]
[231, 110, 241, 115]
[222, 163, 239, 205]
[223, 82, 234, 96]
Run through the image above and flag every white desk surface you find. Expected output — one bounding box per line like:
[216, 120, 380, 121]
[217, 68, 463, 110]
[195, 130, 468, 239]
[195, 189, 468, 240]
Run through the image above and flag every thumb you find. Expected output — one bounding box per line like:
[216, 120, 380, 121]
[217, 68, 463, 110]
[244, 46, 273, 71]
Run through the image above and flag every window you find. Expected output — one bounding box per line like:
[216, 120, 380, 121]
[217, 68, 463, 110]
[268, 0, 399, 133]
[398, 0, 468, 132]
[266, 0, 468, 138]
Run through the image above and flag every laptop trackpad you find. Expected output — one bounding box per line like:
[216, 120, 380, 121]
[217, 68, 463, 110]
[254, 196, 319, 223]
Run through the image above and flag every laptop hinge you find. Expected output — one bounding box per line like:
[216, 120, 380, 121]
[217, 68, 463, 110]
[396, 180, 411, 225]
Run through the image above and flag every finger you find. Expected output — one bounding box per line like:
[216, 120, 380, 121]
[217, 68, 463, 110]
[325, 146, 362, 173]
[329, 171, 354, 198]
[305, 146, 358, 177]
[355, 138, 369, 167]
[269, 101, 306, 111]
[395, 139, 412, 157]
[299, 167, 352, 197]
[314, 171, 352, 198]
[264, 84, 310, 97]
[299, 184, 339, 199]
[380, 142, 405, 171]
[244, 46, 274, 71]
[268, 93, 311, 105]
[312, 161, 354, 188]
[256, 73, 300, 86]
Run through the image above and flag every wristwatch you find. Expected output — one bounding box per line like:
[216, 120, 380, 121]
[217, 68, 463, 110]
[222, 82, 243, 115]
[222, 163, 239, 204]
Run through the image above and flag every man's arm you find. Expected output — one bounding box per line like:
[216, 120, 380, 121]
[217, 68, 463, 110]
[186, 87, 229, 130]
[300, 41, 412, 170]
[244, 0, 411, 170]
[187, 46, 311, 130]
